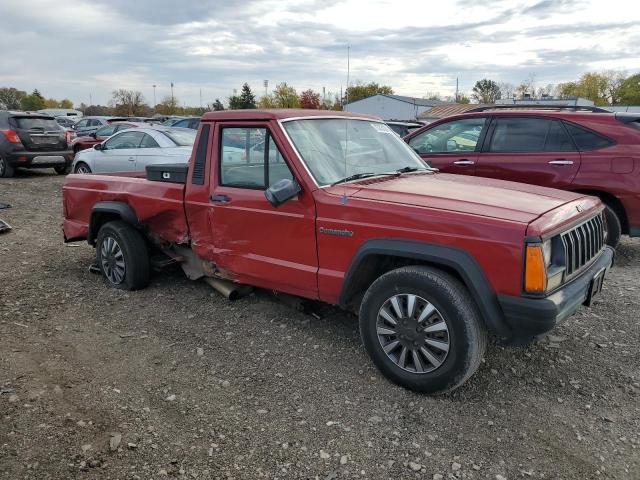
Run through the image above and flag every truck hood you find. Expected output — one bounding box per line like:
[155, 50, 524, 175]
[339, 172, 584, 224]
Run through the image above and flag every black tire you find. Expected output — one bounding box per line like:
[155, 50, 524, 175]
[54, 164, 72, 175]
[0, 155, 15, 178]
[96, 220, 150, 290]
[603, 205, 622, 248]
[74, 162, 92, 174]
[359, 266, 487, 394]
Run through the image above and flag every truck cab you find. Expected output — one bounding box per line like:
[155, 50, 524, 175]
[62, 109, 614, 394]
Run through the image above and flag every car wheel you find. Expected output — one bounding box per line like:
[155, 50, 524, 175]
[74, 162, 92, 174]
[359, 266, 487, 394]
[96, 220, 150, 291]
[604, 205, 622, 248]
[54, 164, 71, 175]
[0, 155, 15, 178]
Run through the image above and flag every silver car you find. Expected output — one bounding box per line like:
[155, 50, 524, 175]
[72, 126, 196, 174]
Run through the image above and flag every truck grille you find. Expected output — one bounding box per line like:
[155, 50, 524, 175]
[561, 213, 605, 276]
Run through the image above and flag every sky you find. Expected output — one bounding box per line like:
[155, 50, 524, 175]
[1, 0, 639, 108]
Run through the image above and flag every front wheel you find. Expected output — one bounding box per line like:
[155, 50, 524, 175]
[74, 162, 92, 174]
[96, 220, 150, 290]
[54, 164, 71, 175]
[359, 266, 487, 394]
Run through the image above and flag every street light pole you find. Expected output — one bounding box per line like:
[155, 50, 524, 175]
[152, 85, 157, 111]
[170, 82, 174, 113]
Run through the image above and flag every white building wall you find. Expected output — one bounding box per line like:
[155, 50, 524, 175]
[343, 95, 426, 121]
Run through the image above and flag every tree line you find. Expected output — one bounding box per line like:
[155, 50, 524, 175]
[2, 70, 638, 117]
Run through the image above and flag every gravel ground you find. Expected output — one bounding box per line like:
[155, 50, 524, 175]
[1, 169, 639, 480]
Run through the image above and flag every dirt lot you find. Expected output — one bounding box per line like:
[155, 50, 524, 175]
[1, 170, 639, 480]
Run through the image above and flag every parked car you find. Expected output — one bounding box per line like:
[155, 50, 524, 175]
[171, 117, 200, 129]
[72, 116, 130, 137]
[161, 116, 187, 126]
[0, 111, 73, 177]
[62, 109, 613, 394]
[385, 121, 424, 137]
[70, 121, 144, 154]
[55, 116, 77, 129]
[404, 106, 640, 248]
[71, 126, 196, 174]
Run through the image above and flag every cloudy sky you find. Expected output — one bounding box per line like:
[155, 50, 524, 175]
[1, 0, 639, 108]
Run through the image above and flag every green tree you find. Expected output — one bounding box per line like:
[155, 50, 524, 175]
[21, 89, 46, 111]
[0, 87, 26, 109]
[156, 95, 178, 115]
[239, 83, 256, 109]
[299, 89, 320, 109]
[228, 94, 243, 110]
[617, 74, 640, 105]
[272, 83, 299, 108]
[344, 81, 393, 103]
[457, 93, 471, 104]
[557, 72, 620, 105]
[210, 99, 225, 111]
[471, 79, 501, 103]
[258, 95, 276, 108]
[60, 99, 74, 109]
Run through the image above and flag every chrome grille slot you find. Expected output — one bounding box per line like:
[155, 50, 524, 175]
[561, 214, 605, 277]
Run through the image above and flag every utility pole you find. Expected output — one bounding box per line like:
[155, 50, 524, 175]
[199, 88, 202, 110]
[170, 82, 175, 113]
[152, 85, 157, 110]
[455, 77, 459, 103]
[89, 93, 92, 106]
[263, 79, 268, 97]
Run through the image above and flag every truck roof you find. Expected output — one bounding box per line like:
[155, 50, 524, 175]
[201, 109, 380, 122]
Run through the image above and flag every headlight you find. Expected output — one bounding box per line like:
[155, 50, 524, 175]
[524, 238, 565, 294]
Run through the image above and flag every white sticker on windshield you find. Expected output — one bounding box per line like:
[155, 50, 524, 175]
[370, 123, 393, 133]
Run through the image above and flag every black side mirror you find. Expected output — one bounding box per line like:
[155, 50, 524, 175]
[90, 132, 97, 138]
[94, 143, 103, 151]
[264, 178, 301, 207]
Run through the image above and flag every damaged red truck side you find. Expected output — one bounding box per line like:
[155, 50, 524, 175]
[63, 109, 614, 394]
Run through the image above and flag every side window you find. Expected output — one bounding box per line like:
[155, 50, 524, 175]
[220, 127, 293, 189]
[76, 119, 88, 128]
[545, 120, 575, 152]
[564, 122, 613, 150]
[489, 117, 550, 152]
[408, 118, 485, 153]
[90, 119, 102, 127]
[173, 119, 188, 128]
[140, 133, 160, 148]
[104, 131, 144, 150]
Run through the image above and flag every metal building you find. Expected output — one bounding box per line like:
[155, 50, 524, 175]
[343, 94, 444, 121]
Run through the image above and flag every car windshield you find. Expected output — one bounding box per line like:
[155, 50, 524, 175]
[282, 118, 428, 186]
[163, 128, 196, 146]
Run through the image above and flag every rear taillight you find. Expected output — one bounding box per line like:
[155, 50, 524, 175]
[1, 129, 21, 144]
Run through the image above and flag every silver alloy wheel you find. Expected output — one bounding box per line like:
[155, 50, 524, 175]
[100, 236, 126, 284]
[75, 164, 91, 174]
[376, 293, 450, 373]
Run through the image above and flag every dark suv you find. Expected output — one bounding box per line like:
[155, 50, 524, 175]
[0, 111, 74, 177]
[404, 106, 640, 247]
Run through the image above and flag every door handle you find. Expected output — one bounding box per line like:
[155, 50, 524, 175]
[453, 159, 475, 165]
[548, 160, 574, 165]
[209, 194, 231, 203]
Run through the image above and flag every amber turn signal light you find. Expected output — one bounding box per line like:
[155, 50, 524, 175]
[525, 245, 547, 293]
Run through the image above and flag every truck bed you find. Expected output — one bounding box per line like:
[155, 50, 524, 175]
[63, 172, 189, 244]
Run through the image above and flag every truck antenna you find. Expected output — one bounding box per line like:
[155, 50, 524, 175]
[342, 45, 350, 205]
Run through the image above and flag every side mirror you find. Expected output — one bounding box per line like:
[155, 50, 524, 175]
[264, 178, 301, 207]
[94, 143, 104, 151]
[90, 132, 97, 138]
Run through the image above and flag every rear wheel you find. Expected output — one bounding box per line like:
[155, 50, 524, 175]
[96, 221, 150, 290]
[604, 205, 622, 248]
[54, 164, 71, 175]
[74, 162, 92, 174]
[359, 266, 487, 394]
[0, 155, 15, 178]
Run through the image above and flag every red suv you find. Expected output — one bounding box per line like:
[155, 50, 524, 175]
[404, 107, 640, 247]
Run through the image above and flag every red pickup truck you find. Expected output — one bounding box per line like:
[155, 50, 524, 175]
[63, 110, 614, 394]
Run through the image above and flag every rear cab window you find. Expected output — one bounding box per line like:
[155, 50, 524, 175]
[10, 116, 60, 131]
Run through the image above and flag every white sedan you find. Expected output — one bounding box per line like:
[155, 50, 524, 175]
[71, 126, 196, 174]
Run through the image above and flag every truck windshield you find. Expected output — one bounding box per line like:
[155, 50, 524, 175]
[282, 118, 429, 186]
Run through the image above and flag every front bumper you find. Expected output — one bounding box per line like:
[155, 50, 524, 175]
[7, 150, 74, 168]
[498, 246, 615, 337]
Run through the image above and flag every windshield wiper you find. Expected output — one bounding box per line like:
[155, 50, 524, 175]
[331, 172, 382, 186]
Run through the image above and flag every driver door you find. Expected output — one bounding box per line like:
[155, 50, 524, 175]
[98, 131, 144, 172]
[407, 117, 488, 175]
